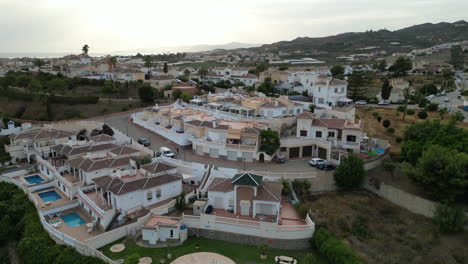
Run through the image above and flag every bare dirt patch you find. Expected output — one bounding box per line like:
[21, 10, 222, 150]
[307, 191, 468, 264]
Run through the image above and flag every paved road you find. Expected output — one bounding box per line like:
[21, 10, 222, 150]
[430, 90, 468, 121]
[96, 112, 316, 173]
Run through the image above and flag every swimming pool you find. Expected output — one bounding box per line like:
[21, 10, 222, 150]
[61, 213, 86, 227]
[38, 190, 62, 203]
[24, 175, 44, 185]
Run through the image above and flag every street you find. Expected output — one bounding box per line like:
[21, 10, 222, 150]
[95, 112, 316, 173]
[430, 89, 468, 121]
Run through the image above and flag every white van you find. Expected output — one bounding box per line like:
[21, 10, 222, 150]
[160, 147, 175, 158]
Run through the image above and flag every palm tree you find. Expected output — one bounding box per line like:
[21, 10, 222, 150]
[109, 56, 117, 69]
[198, 67, 208, 85]
[144, 55, 153, 75]
[82, 44, 90, 55]
[402, 87, 411, 121]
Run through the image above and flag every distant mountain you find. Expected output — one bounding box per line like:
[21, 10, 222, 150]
[251, 20, 468, 55]
[113, 42, 260, 55]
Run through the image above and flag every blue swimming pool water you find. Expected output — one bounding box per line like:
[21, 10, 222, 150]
[24, 175, 44, 184]
[61, 213, 86, 227]
[374, 148, 385, 154]
[38, 190, 61, 203]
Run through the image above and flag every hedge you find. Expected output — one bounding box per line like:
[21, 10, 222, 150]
[311, 227, 362, 264]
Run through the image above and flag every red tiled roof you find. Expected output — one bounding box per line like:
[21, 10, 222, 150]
[297, 111, 316, 119]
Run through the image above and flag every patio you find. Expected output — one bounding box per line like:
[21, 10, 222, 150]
[46, 206, 104, 242]
[32, 187, 72, 210]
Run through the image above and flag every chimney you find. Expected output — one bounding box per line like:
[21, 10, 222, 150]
[213, 120, 217, 128]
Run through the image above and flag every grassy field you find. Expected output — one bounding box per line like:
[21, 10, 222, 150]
[101, 237, 326, 264]
[356, 106, 468, 155]
[306, 191, 468, 264]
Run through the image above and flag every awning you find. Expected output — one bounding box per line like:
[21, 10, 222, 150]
[338, 97, 353, 102]
[182, 173, 195, 180]
[227, 129, 242, 139]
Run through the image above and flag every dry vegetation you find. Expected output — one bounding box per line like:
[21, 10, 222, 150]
[356, 106, 468, 155]
[307, 192, 468, 264]
[0, 97, 143, 121]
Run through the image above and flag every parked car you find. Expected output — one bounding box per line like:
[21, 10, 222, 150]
[377, 101, 390, 105]
[317, 162, 337, 171]
[137, 138, 150, 146]
[355, 100, 367, 105]
[444, 97, 450, 102]
[309, 158, 327, 167]
[205, 205, 213, 214]
[273, 154, 286, 164]
[160, 147, 175, 158]
[426, 94, 435, 101]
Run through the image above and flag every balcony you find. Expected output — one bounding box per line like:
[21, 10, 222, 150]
[77, 186, 113, 217]
[225, 144, 256, 151]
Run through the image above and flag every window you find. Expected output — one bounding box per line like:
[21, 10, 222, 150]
[318, 87, 321, 92]
[347, 135, 357, 142]
[282, 110, 286, 115]
[146, 191, 152, 201]
[289, 109, 293, 114]
[300, 130, 308, 137]
[280, 147, 287, 152]
[328, 132, 335, 138]
[316, 131, 322, 138]
[170, 229, 174, 237]
[319, 98, 324, 104]
[341, 87, 345, 93]
[156, 189, 161, 198]
[334, 88, 338, 93]
[297, 109, 301, 114]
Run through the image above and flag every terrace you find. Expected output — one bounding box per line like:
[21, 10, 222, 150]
[45, 207, 104, 242]
[32, 187, 73, 210]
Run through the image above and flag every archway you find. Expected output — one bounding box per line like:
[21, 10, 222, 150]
[259, 153, 265, 163]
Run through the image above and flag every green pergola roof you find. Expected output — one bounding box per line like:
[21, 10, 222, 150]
[231, 173, 263, 186]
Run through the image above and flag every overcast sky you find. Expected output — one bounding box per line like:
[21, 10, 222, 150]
[0, 0, 467, 54]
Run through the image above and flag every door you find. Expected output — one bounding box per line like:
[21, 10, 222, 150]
[242, 152, 253, 162]
[289, 147, 300, 158]
[302, 146, 313, 157]
[318, 147, 327, 160]
[259, 153, 265, 163]
[240, 200, 250, 216]
[213, 197, 224, 209]
[227, 150, 237, 161]
[209, 148, 219, 158]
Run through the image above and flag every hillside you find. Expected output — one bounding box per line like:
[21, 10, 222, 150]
[253, 20, 468, 56]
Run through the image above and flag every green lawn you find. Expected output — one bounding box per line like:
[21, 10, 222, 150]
[100, 237, 327, 264]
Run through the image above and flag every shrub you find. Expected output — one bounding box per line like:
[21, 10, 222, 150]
[15, 105, 27, 118]
[49, 95, 99, 104]
[377, 116, 382, 122]
[397, 105, 406, 112]
[433, 204, 466, 233]
[425, 103, 439, 112]
[387, 127, 395, 134]
[302, 253, 317, 264]
[371, 111, 379, 118]
[405, 109, 415, 115]
[418, 111, 428, 119]
[382, 119, 391, 128]
[311, 227, 362, 264]
[64, 108, 81, 119]
[292, 179, 311, 198]
[293, 203, 309, 218]
[334, 153, 365, 190]
[396, 136, 403, 143]
[125, 253, 140, 264]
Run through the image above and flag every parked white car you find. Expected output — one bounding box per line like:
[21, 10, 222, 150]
[309, 158, 327, 167]
[355, 100, 367, 105]
[160, 147, 175, 158]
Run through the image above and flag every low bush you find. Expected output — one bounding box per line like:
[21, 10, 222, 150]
[405, 109, 415, 115]
[377, 116, 382, 122]
[418, 111, 428, 119]
[371, 111, 379, 118]
[425, 103, 439, 112]
[50, 95, 99, 105]
[396, 136, 403, 143]
[382, 119, 391, 128]
[397, 105, 406, 112]
[311, 227, 362, 264]
[387, 127, 395, 134]
[433, 204, 466, 233]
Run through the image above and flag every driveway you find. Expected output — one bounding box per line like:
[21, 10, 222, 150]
[95, 112, 317, 173]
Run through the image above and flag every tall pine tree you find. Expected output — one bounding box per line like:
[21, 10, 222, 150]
[381, 78, 393, 100]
